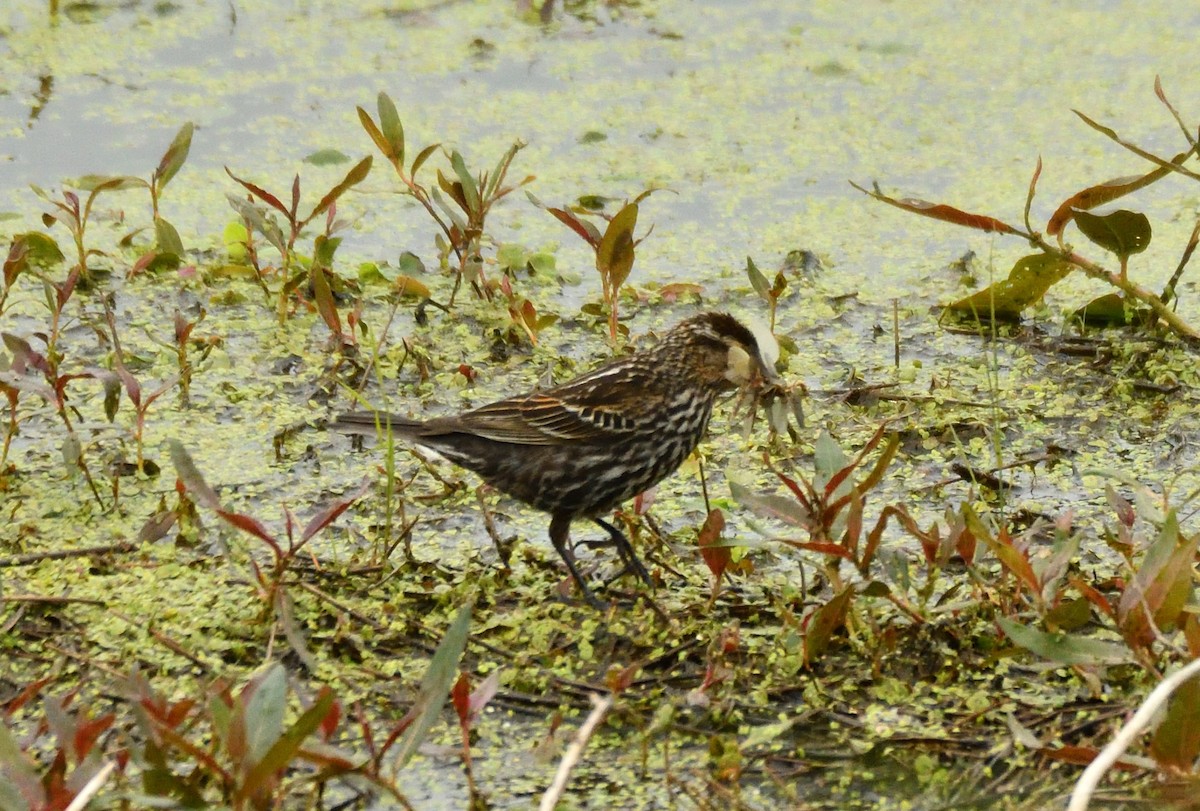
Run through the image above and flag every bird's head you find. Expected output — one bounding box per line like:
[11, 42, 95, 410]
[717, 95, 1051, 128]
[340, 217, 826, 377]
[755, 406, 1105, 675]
[667, 311, 782, 392]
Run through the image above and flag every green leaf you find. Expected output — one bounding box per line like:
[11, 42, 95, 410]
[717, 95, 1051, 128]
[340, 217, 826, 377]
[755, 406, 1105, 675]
[155, 122, 194, 190]
[1044, 597, 1092, 631]
[596, 202, 638, 292]
[1118, 511, 1200, 646]
[729, 479, 812, 528]
[812, 430, 850, 493]
[495, 243, 527, 272]
[100, 370, 121, 421]
[429, 187, 468, 233]
[377, 92, 404, 168]
[13, 231, 65, 267]
[312, 234, 341, 269]
[482, 140, 524, 201]
[1073, 209, 1151, 259]
[0, 720, 40, 806]
[397, 250, 426, 277]
[75, 174, 145, 193]
[168, 440, 222, 510]
[947, 253, 1073, 320]
[528, 252, 556, 275]
[1072, 292, 1142, 327]
[226, 195, 286, 257]
[304, 148, 351, 166]
[410, 142, 440, 178]
[746, 256, 771, 302]
[393, 600, 474, 769]
[449, 151, 480, 215]
[239, 689, 336, 802]
[997, 617, 1130, 666]
[223, 221, 250, 261]
[154, 216, 184, 256]
[243, 662, 287, 765]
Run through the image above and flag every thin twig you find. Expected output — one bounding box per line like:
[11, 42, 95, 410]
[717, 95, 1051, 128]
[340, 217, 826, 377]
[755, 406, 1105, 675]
[2, 594, 106, 606]
[293, 580, 388, 631]
[64, 760, 117, 811]
[0, 542, 137, 568]
[539, 693, 613, 811]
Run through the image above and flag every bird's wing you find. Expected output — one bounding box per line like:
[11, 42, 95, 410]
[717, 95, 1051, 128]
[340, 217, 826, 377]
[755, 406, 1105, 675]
[452, 363, 647, 445]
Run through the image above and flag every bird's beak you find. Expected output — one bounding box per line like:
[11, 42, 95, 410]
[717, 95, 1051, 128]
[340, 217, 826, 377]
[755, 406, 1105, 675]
[759, 360, 783, 386]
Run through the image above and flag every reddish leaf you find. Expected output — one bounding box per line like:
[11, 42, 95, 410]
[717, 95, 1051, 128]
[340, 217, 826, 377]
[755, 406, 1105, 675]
[130, 251, 159, 277]
[73, 712, 115, 760]
[4, 237, 28, 288]
[1118, 513, 1200, 647]
[215, 509, 278, 547]
[165, 698, 197, 728]
[114, 362, 141, 409]
[358, 106, 396, 166]
[697, 508, 729, 581]
[545, 204, 600, 247]
[777, 540, 855, 560]
[309, 264, 342, 340]
[998, 534, 1041, 594]
[1040, 745, 1100, 766]
[318, 692, 341, 741]
[225, 168, 289, 217]
[851, 182, 1020, 234]
[605, 663, 640, 694]
[841, 487, 863, 560]
[1024, 155, 1042, 230]
[1180, 615, 1200, 662]
[410, 142, 441, 178]
[300, 480, 370, 543]
[451, 673, 471, 727]
[3, 677, 54, 716]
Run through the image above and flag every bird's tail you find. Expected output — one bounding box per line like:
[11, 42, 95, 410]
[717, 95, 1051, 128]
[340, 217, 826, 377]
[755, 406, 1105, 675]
[329, 411, 425, 438]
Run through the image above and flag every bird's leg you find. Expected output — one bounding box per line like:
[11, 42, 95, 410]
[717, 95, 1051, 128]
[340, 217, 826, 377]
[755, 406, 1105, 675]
[549, 514, 606, 609]
[593, 517, 653, 588]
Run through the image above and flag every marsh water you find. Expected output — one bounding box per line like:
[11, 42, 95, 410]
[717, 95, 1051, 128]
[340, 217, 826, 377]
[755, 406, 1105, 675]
[4, 1, 1200, 808]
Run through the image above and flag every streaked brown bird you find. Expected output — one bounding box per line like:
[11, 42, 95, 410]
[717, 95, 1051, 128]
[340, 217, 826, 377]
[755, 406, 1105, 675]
[333, 311, 780, 607]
